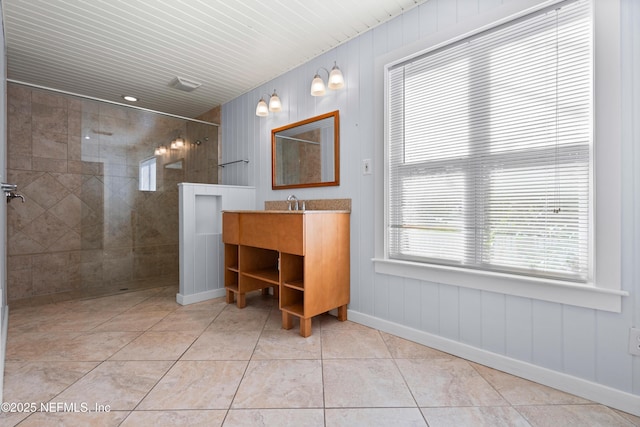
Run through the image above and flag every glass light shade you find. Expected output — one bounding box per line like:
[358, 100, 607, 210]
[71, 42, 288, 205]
[256, 98, 269, 116]
[328, 65, 345, 90]
[269, 92, 282, 112]
[310, 75, 326, 96]
[158, 145, 167, 155]
[154, 147, 161, 155]
[173, 137, 185, 148]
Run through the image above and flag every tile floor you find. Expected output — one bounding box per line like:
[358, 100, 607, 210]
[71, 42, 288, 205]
[1, 286, 638, 427]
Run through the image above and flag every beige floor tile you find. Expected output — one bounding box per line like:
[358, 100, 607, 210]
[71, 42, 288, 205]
[232, 360, 323, 409]
[149, 310, 217, 333]
[0, 411, 30, 426]
[8, 310, 114, 333]
[263, 310, 322, 333]
[15, 410, 129, 426]
[323, 359, 415, 408]
[120, 410, 226, 426]
[90, 310, 171, 332]
[54, 360, 173, 410]
[380, 332, 455, 360]
[613, 409, 640, 426]
[224, 409, 324, 427]
[4, 286, 633, 427]
[209, 305, 271, 332]
[5, 331, 80, 361]
[325, 408, 427, 427]
[46, 331, 141, 361]
[3, 361, 99, 404]
[262, 307, 285, 330]
[471, 363, 591, 405]
[396, 358, 507, 407]
[58, 293, 153, 313]
[6, 330, 139, 362]
[128, 296, 182, 313]
[421, 407, 530, 427]
[517, 404, 635, 427]
[175, 297, 227, 313]
[318, 314, 373, 332]
[180, 330, 260, 361]
[321, 328, 391, 359]
[138, 360, 247, 410]
[109, 331, 200, 360]
[252, 329, 321, 359]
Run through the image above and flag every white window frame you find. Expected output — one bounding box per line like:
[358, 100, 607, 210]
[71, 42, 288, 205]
[139, 156, 157, 192]
[373, 0, 627, 312]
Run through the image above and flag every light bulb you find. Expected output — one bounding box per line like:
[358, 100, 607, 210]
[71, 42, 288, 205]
[328, 64, 344, 90]
[269, 91, 282, 112]
[310, 75, 326, 96]
[256, 98, 269, 116]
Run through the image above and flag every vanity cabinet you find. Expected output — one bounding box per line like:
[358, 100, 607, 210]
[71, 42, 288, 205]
[222, 210, 350, 337]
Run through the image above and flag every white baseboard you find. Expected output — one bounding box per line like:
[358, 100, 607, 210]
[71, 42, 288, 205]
[176, 288, 226, 305]
[348, 309, 640, 417]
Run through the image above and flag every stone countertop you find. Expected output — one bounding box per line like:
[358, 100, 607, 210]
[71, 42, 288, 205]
[264, 198, 351, 212]
[222, 209, 350, 214]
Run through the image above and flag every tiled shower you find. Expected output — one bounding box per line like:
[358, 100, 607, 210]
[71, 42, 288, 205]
[6, 83, 219, 304]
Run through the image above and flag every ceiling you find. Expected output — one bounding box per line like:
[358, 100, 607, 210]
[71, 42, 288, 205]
[2, 0, 425, 119]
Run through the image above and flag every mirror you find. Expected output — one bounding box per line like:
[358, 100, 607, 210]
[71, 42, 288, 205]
[272, 110, 339, 190]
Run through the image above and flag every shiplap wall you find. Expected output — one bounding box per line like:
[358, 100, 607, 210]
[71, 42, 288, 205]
[222, 0, 640, 408]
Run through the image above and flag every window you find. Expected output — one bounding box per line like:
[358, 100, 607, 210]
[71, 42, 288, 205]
[377, 0, 626, 311]
[139, 157, 157, 191]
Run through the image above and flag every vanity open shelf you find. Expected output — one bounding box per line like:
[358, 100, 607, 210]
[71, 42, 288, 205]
[222, 210, 350, 337]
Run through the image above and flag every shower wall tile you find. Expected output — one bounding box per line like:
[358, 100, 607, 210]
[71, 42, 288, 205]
[6, 84, 219, 302]
[8, 154, 32, 170]
[7, 231, 45, 255]
[20, 211, 69, 249]
[49, 230, 82, 252]
[32, 157, 67, 173]
[32, 132, 68, 160]
[23, 173, 69, 209]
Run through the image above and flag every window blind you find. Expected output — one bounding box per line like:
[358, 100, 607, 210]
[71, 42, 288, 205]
[387, 0, 592, 282]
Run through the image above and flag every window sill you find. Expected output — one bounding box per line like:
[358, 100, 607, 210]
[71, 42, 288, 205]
[373, 258, 627, 313]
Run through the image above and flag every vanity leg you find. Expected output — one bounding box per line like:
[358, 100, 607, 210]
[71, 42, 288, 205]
[237, 293, 246, 309]
[282, 311, 293, 330]
[261, 288, 270, 296]
[225, 289, 234, 304]
[300, 318, 312, 338]
[273, 286, 279, 300]
[337, 305, 348, 321]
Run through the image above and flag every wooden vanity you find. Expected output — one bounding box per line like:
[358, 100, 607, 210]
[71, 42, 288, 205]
[222, 210, 350, 337]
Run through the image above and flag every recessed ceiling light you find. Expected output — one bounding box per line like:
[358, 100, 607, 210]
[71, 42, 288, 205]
[122, 95, 138, 102]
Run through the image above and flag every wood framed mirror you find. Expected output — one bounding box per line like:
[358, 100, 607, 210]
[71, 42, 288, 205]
[271, 110, 339, 190]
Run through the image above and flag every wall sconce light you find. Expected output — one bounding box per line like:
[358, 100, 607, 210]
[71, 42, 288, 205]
[256, 90, 282, 117]
[310, 61, 345, 96]
[171, 137, 185, 149]
[154, 145, 167, 155]
[193, 136, 209, 146]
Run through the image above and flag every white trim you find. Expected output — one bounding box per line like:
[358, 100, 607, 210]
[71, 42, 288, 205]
[176, 288, 226, 305]
[374, 0, 623, 312]
[348, 309, 640, 417]
[374, 258, 627, 312]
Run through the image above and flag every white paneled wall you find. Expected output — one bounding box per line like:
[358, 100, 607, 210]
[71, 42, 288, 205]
[222, 0, 640, 414]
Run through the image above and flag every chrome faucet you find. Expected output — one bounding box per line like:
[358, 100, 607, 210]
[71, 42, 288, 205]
[287, 194, 299, 211]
